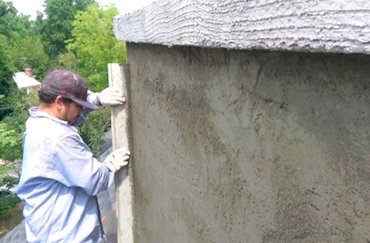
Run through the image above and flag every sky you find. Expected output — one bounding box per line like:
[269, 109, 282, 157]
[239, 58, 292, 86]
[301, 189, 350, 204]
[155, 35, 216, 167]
[9, 0, 155, 19]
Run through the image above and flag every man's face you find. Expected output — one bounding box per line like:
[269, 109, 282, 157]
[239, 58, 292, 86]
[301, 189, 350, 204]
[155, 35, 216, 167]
[62, 101, 84, 125]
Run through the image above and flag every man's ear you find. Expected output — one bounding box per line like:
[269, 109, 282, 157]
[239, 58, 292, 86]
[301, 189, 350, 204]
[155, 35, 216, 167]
[55, 95, 64, 109]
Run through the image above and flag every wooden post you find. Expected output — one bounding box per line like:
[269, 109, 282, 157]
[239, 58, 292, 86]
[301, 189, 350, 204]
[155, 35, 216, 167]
[108, 63, 134, 243]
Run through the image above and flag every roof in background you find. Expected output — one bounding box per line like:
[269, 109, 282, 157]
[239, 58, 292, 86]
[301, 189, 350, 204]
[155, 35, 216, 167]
[12, 72, 41, 90]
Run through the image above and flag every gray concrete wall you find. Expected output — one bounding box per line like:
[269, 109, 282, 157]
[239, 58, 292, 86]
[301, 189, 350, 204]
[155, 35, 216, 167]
[127, 43, 370, 242]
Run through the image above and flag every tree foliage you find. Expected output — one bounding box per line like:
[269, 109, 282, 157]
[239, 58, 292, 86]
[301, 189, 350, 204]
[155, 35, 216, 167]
[0, 0, 17, 36]
[0, 93, 37, 162]
[0, 35, 13, 104]
[0, 1, 22, 119]
[0, 0, 127, 194]
[0, 191, 20, 218]
[0, 0, 130, 230]
[66, 4, 126, 91]
[41, 0, 95, 58]
[79, 108, 110, 156]
[8, 35, 50, 78]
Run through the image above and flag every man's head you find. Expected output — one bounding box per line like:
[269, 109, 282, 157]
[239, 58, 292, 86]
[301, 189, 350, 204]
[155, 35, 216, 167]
[38, 70, 97, 125]
[39, 70, 97, 110]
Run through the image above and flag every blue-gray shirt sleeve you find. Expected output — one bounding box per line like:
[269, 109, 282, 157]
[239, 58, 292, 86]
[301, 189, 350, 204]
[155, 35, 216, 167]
[53, 133, 113, 196]
[75, 91, 101, 126]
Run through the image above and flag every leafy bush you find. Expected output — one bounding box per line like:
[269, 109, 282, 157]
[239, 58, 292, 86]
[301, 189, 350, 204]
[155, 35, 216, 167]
[0, 91, 37, 162]
[79, 107, 111, 156]
[0, 191, 20, 218]
[0, 123, 22, 162]
[1, 176, 18, 189]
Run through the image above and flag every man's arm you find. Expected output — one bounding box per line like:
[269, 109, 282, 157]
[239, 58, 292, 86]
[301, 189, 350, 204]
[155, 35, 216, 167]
[75, 88, 126, 126]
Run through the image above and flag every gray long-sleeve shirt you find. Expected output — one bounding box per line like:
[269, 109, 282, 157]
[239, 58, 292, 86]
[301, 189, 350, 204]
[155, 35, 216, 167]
[16, 107, 114, 243]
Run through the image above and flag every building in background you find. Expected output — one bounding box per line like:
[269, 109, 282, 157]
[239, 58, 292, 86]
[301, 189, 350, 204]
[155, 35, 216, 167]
[12, 68, 40, 94]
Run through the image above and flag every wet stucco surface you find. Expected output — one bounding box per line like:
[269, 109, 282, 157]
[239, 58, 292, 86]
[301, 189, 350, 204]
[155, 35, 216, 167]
[127, 43, 370, 242]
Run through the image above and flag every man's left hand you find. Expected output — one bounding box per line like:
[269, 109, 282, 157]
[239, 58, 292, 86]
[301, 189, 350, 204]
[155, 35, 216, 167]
[97, 87, 126, 106]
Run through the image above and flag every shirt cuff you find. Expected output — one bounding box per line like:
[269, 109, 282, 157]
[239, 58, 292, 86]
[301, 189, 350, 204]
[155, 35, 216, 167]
[87, 91, 101, 107]
[108, 168, 115, 186]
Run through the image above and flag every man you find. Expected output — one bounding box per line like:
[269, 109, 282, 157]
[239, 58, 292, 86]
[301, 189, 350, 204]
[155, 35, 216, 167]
[16, 70, 129, 243]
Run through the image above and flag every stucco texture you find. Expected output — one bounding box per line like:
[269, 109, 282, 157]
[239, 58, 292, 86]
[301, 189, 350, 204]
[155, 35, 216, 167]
[126, 43, 370, 243]
[115, 0, 370, 55]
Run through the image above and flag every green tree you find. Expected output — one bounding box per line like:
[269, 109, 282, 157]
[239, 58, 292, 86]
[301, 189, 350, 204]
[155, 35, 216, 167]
[41, 0, 96, 58]
[0, 0, 47, 106]
[0, 43, 12, 98]
[0, 0, 17, 36]
[0, 92, 37, 161]
[0, 0, 16, 16]
[66, 4, 126, 91]
[58, 52, 78, 70]
[0, 0, 18, 97]
[0, 35, 13, 113]
[8, 35, 50, 78]
[0, 122, 22, 161]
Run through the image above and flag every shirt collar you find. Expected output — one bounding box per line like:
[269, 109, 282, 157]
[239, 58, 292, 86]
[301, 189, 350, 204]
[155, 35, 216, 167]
[28, 107, 69, 126]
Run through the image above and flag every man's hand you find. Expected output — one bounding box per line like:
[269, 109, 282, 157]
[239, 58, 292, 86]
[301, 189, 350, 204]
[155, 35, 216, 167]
[97, 87, 126, 106]
[103, 148, 130, 172]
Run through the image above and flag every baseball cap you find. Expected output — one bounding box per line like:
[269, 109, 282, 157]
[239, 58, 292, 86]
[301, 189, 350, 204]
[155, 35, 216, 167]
[40, 70, 98, 110]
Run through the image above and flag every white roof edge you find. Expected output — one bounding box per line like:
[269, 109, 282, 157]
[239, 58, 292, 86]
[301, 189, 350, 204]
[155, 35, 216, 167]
[114, 0, 370, 55]
[13, 72, 41, 89]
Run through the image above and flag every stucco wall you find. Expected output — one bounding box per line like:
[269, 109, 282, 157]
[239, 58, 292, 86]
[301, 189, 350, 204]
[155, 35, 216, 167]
[115, 0, 370, 55]
[127, 43, 370, 242]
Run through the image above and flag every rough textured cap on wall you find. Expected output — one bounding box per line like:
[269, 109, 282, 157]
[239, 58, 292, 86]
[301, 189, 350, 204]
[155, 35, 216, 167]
[40, 70, 98, 110]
